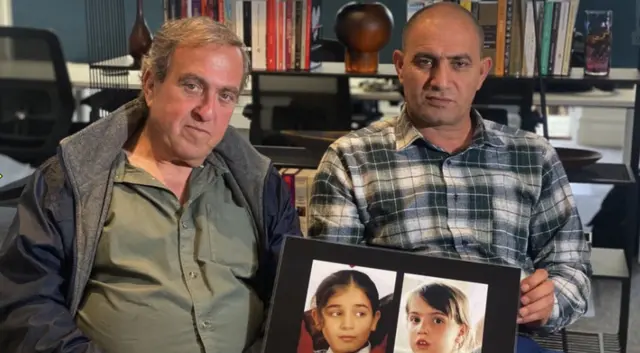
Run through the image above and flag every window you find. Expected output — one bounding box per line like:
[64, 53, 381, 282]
[0, 0, 12, 26]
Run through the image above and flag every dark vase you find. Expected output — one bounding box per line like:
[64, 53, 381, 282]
[334, 1, 394, 74]
[129, 0, 153, 69]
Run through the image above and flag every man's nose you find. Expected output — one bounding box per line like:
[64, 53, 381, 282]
[193, 95, 217, 121]
[429, 63, 451, 90]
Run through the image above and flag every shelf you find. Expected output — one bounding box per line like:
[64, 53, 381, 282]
[490, 67, 640, 85]
[591, 247, 629, 279]
[89, 55, 137, 71]
[565, 163, 635, 185]
[256, 145, 320, 169]
[256, 146, 636, 185]
[547, 68, 640, 84]
[252, 63, 640, 84]
[252, 62, 398, 79]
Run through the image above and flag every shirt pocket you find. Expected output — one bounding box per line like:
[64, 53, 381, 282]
[205, 203, 259, 278]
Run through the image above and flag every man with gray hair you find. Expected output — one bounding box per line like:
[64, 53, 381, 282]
[0, 17, 300, 353]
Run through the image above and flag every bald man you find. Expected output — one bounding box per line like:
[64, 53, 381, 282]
[308, 3, 591, 352]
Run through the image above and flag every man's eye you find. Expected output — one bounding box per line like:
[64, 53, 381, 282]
[453, 61, 469, 68]
[184, 83, 200, 92]
[220, 93, 236, 102]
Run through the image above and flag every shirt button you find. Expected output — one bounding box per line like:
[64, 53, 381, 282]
[181, 221, 188, 229]
[188, 271, 198, 279]
[201, 320, 212, 328]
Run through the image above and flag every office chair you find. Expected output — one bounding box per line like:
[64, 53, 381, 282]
[248, 71, 354, 147]
[0, 26, 75, 206]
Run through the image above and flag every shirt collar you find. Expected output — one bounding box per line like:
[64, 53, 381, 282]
[394, 105, 505, 151]
[114, 149, 227, 183]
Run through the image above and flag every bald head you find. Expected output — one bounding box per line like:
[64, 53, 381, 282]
[392, 1, 492, 135]
[403, 2, 484, 54]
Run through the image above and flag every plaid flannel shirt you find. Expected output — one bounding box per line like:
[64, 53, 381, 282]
[308, 108, 592, 334]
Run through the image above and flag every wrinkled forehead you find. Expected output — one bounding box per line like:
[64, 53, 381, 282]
[405, 14, 482, 56]
[169, 45, 245, 87]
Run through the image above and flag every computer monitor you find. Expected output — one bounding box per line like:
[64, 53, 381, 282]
[249, 72, 352, 146]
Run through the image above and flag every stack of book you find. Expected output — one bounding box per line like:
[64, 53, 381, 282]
[163, 0, 323, 71]
[407, 0, 581, 77]
[279, 167, 317, 236]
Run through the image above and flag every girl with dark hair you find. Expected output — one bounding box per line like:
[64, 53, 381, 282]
[404, 282, 475, 353]
[311, 270, 382, 353]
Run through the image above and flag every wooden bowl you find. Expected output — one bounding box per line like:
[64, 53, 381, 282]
[555, 147, 602, 169]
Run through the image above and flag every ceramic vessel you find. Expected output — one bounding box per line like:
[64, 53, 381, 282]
[129, 0, 153, 69]
[334, 1, 394, 74]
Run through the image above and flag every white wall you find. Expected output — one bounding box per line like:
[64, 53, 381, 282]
[0, 0, 12, 26]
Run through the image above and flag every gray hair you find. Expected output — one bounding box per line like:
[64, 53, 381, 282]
[138, 16, 250, 102]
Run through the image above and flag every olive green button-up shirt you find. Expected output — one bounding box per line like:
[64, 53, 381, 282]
[76, 153, 263, 353]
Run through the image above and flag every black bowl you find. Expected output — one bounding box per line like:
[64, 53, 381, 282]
[555, 147, 602, 169]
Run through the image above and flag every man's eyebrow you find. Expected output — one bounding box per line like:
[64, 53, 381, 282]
[178, 74, 240, 95]
[413, 52, 472, 61]
[220, 86, 240, 96]
[178, 73, 207, 86]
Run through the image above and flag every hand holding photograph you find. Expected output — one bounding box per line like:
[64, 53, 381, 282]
[262, 237, 522, 353]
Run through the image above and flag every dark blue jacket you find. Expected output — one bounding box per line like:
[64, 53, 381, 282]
[0, 101, 301, 353]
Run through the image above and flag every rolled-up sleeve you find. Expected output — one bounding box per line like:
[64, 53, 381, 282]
[528, 144, 592, 334]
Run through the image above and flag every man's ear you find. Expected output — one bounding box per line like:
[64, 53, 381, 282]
[141, 69, 156, 106]
[476, 56, 492, 91]
[392, 49, 405, 85]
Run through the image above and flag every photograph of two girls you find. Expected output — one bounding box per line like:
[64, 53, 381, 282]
[296, 260, 489, 353]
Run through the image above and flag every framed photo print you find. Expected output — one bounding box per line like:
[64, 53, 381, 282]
[262, 237, 522, 353]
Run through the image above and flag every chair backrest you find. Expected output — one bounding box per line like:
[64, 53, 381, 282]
[0, 26, 74, 166]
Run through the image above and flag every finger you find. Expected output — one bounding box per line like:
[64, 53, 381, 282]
[521, 280, 554, 305]
[518, 292, 554, 320]
[517, 308, 551, 325]
[521, 269, 548, 292]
